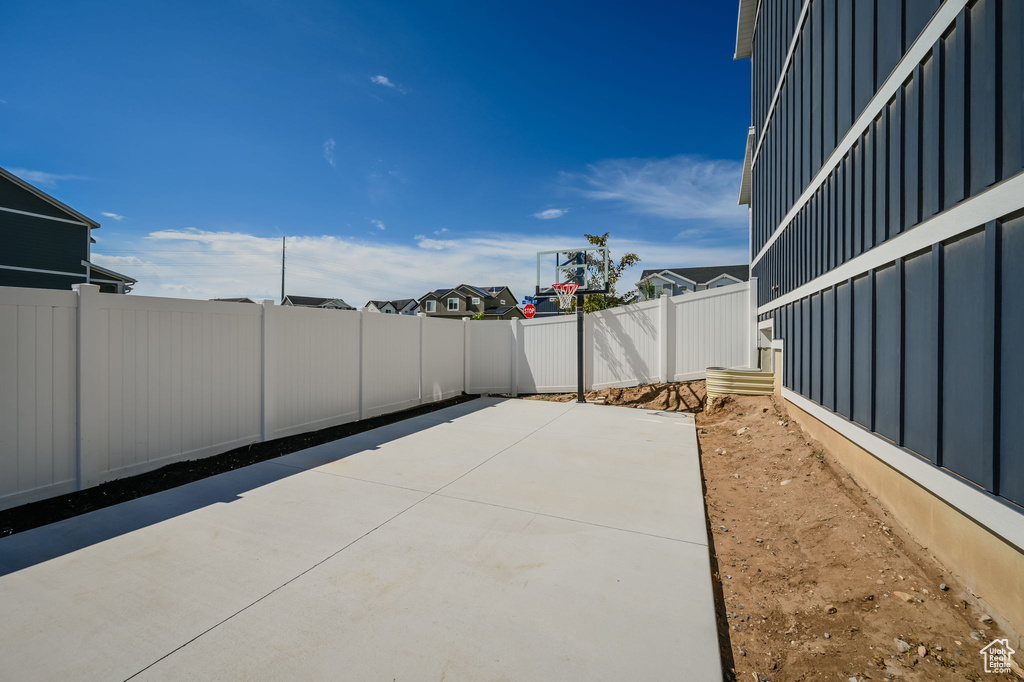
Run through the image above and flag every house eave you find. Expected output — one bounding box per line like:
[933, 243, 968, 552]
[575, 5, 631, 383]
[734, 0, 758, 60]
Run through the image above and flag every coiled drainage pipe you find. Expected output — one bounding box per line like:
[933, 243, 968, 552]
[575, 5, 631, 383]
[705, 366, 775, 397]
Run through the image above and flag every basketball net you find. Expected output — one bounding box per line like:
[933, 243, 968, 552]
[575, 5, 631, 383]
[552, 282, 580, 311]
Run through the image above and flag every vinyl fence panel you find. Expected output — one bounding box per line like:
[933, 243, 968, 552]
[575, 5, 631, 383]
[673, 285, 751, 380]
[589, 299, 661, 390]
[361, 311, 422, 418]
[267, 304, 360, 439]
[467, 320, 514, 394]
[421, 316, 465, 402]
[517, 315, 576, 393]
[89, 292, 263, 483]
[0, 287, 78, 508]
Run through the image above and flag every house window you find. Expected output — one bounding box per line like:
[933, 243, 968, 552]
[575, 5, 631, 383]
[447, 297, 459, 311]
[472, 297, 480, 305]
[425, 300, 436, 312]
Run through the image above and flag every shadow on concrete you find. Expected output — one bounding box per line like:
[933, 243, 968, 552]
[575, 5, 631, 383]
[0, 397, 497, 577]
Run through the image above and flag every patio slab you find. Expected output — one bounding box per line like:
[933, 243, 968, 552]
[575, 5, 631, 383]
[0, 398, 721, 681]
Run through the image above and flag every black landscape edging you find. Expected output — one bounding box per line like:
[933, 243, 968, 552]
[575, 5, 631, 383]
[0, 393, 478, 538]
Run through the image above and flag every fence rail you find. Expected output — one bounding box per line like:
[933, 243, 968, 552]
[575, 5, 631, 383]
[0, 280, 753, 510]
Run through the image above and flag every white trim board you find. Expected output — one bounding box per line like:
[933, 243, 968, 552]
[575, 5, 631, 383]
[757, 171, 1024, 315]
[783, 389, 1024, 554]
[751, 0, 969, 268]
[0, 204, 91, 226]
[749, 0, 811, 169]
[0, 263, 87, 278]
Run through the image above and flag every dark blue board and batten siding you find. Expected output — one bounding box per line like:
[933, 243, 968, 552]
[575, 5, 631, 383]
[749, 0, 1024, 512]
[772, 216, 1023, 507]
[0, 173, 92, 289]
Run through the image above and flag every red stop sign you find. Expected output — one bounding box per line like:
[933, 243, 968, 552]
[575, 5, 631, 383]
[523, 303, 536, 318]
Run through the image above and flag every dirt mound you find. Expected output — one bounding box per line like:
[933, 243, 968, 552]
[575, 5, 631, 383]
[523, 380, 706, 412]
[698, 394, 1017, 681]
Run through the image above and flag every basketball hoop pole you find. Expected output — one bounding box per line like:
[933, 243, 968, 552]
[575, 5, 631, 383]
[576, 292, 585, 403]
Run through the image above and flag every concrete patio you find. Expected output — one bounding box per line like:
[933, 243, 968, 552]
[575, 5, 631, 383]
[0, 397, 721, 681]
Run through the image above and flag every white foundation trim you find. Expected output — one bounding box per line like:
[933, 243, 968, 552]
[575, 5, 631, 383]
[751, 0, 969, 268]
[783, 388, 1024, 553]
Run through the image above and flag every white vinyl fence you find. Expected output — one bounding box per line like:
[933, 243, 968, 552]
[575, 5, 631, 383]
[468, 282, 756, 394]
[0, 280, 753, 510]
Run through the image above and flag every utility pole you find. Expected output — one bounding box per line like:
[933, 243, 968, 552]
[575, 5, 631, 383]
[280, 236, 286, 304]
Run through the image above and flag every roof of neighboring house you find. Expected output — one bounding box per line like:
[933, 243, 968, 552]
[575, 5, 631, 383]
[0, 166, 101, 228]
[211, 297, 256, 304]
[485, 306, 516, 316]
[286, 295, 331, 306]
[391, 298, 417, 310]
[424, 285, 510, 300]
[284, 295, 352, 308]
[366, 300, 391, 308]
[87, 261, 137, 284]
[639, 265, 750, 284]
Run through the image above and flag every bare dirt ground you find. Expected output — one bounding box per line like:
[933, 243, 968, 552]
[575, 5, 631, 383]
[522, 380, 706, 412]
[697, 394, 1019, 681]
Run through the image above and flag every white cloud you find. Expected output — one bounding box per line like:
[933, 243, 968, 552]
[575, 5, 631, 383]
[8, 168, 87, 188]
[322, 138, 336, 167]
[370, 219, 386, 230]
[433, 228, 449, 235]
[371, 75, 395, 88]
[91, 227, 747, 306]
[568, 155, 748, 229]
[532, 208, 568, 220]
[101, 212, 126, 221]
[415, 235, 456, 250]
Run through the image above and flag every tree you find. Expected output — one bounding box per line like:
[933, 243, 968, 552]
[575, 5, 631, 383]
[572, 233, 641, 313]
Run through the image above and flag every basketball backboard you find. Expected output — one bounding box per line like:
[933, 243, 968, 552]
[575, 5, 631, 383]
[535, 246, 610, 298]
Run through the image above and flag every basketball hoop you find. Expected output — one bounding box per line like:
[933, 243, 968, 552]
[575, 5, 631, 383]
[552, 282, 580, 310]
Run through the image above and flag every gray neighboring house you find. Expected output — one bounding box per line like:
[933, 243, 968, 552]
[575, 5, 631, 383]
[365, 299, 419, 314]
[365, 300, 397, 314]
[636, 265, 749, 299]
[0, 165, 136, 293]
[418, 284, 524, 320]
[391, 298, 419, 315]
[281, 295, 354, 310]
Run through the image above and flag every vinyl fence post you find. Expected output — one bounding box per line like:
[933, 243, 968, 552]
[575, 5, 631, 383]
[748, 276, 759, 368]
[260, 300, 277, 441]
[72, 283, 102, 490]
[358, 308, 366, 420]
[584, 312, 595, 391]
[418, 313, 427, 404]
[659, 294, 670, 383]
[510, 318, 520, 397]
[463, 317, 471, 394]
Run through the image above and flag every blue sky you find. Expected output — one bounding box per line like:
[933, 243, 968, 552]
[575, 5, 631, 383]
[1, 0, 751, 303]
